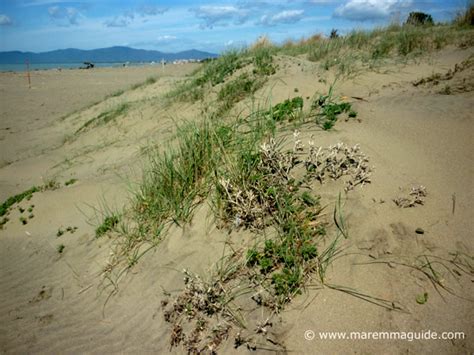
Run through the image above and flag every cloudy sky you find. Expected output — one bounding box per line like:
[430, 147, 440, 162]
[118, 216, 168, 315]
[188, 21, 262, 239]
[0, 0, 465, 53]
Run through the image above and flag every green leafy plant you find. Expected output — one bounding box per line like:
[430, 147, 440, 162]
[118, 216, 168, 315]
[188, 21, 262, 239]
[246, 248, 259, 266]
[268, 97, 304, 122]
[272, 268, 302, 296]
[416, 292, 429, 304]
[301, 243, 318, 261]
[301, 191, 319, 206]
[96, 214, 120, 238]
[348, 110, 358, 118]
[311, 92, 353, 130]
[259, 257, 273, 274]
[0, 186, 39, 217]
[65, 178, 78, 186]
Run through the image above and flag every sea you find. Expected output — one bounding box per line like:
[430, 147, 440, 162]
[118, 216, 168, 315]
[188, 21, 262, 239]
[0, 62, 161, 72]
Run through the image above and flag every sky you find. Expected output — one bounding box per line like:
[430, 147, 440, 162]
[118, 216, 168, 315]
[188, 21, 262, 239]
[0, 0, 467, 53]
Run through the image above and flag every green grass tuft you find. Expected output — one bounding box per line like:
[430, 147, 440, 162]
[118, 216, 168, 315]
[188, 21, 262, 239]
[65, 178, 78, 186]
[167, 47, 277, 106]
[131, 76, 158, 90]
[216, 73, 266, 116]
[77, 102, 130, 133]
[295, 24, 474, 76]
[96, 214, 120, 238]
[252, 46, 277, 76]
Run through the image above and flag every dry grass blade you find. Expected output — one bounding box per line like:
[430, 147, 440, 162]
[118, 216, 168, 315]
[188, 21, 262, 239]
[356, 253, 474, 302]
[325, 283, 406, 312]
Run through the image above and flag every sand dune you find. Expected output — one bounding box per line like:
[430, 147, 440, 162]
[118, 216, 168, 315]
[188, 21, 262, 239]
[0, 44, 473, 354]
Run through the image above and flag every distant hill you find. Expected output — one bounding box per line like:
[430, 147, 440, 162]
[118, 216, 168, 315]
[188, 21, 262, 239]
[0, 46, 218, 64]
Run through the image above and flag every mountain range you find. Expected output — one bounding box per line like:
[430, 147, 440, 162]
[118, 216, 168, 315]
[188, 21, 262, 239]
[0, 46, 218, 64]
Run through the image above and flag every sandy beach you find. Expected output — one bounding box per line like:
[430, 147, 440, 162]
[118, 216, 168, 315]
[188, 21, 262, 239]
[1, 38, 473, 354]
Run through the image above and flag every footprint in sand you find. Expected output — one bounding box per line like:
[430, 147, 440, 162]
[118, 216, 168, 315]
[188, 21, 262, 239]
[389, 222, 409, 238]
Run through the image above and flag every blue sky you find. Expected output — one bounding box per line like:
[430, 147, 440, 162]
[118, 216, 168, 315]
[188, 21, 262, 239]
[0, 0, 466, 53]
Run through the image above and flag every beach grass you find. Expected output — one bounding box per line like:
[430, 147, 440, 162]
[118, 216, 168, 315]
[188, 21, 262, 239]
[91, 18, 473, 351]
[76, 102, 131, 133]
[95, 19, 474, 277]
[278, 22, 474, 77]
[131, 76, 157, 90]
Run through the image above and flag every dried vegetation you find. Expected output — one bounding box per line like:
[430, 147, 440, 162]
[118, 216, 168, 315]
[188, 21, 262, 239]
[393, 185, 427, 208]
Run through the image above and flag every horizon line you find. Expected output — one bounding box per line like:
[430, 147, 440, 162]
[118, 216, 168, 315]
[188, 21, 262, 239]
[0, 46, 219, 54]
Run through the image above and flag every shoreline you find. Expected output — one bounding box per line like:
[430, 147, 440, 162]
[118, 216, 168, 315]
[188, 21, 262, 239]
[0, 60, 202, 73]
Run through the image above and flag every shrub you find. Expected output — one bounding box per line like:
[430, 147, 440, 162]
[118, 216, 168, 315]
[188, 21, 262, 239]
[405, 12, 434, 26]
[330, 29, 339, 39]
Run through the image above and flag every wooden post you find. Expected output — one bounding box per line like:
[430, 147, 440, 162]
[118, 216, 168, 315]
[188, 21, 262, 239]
[26, 59, 31, 89]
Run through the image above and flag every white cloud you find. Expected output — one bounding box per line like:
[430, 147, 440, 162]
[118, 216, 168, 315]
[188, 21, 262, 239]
[259, 9, 305, 26]
[156, 35, 177, 42]
[48, 6, 62, 17]
[48, 6, 80, 25]
[104, 16, 130, 28]
[137, 5, 169, 17]
[334, 0, 412, 21]
[22, 0, 93, 6]
[0, 14, 13, 26]
[104, 5, 169, 28]
[191, 6, 249, 28]
[237, 1, 272, 9]
[308, 0, 340, 4]
[273, 10, 305, 22]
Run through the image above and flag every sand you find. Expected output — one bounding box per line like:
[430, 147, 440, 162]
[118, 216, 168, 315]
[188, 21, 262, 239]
[0, 48, 473, 354]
